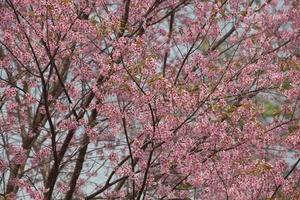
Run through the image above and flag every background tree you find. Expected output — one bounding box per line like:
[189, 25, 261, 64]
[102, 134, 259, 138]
[0, 0, 300, 199]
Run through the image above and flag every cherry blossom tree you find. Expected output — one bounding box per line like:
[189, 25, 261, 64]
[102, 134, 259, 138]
[1, 0, 300, 199]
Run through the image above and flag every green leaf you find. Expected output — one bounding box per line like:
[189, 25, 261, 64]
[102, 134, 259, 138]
[261, 100, 281, 118]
